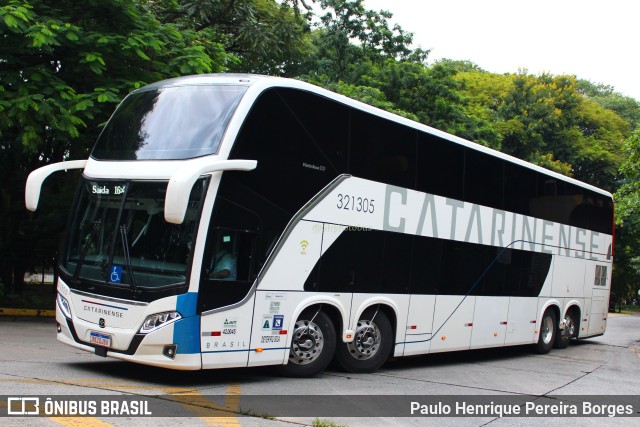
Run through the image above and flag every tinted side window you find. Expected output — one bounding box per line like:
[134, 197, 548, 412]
[312, 228, 384, 293]
[440, 241, 487, 295]
[410, 236, 443, 295]
[417, 133, 464, 200]
[305, 228, 413, 294]
[465, 149, 504, 209]
[381, 232, 413, 294]
[231, 88, 346, 216]
[480, 248, 550, 297]
[198, 184, 261, 313]
[568, 188, 613, 235]
[277, 88, 349, 174]
[503, 162, 538, 216]
[350, 110, 417, 188]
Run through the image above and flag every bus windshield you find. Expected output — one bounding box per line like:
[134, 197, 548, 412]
[91, 85, 247, 160]
[61, 178, 207, 290]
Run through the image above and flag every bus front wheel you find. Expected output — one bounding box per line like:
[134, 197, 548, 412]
[335, 308, 393, 373]
[535, 309, 557, 354]
[279, 309, 336, 377]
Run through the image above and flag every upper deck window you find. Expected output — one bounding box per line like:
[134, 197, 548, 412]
[92, 85, 247, 160]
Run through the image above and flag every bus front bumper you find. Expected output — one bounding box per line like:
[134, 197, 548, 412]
[56, 307, 202, 370]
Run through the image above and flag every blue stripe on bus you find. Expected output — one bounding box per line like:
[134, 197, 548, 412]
[174, 292, 200, 354]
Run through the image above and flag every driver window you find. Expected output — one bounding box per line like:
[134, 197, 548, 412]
[205, 228, 258, 282]
[208, 233, 238, 280]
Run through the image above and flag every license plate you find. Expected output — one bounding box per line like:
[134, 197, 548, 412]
[89, 331, 111, 347]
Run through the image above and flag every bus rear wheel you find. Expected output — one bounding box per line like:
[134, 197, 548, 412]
[535, 309, 557, 354]
[279, 309, 336, 377]
[555, 309, 577, 349]
[335, 308, 392, 373]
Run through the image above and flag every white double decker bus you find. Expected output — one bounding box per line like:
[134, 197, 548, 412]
[26, 74, 614, 376]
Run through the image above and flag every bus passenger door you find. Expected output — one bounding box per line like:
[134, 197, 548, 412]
[199, 228, 259, 369]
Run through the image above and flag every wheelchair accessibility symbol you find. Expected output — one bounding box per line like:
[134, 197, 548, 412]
[110, 265, 122, 283]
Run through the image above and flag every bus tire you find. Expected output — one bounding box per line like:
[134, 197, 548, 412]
[535, 309, 557, 354]
[335, 308, 393, 373]
[279, 309, 336, 377]
[554, 309, 577, 349]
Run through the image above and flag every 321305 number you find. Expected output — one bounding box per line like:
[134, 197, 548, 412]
[337, 194, 375, 213]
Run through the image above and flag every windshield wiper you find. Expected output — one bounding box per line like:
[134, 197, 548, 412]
[73, 217, 104, 285]
[119, 225, 139, 292]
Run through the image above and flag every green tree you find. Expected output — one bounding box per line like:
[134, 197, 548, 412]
[577, 80, 640, 130]
[491, 71, 628, 187]
[613, 129, 640, 301]
[0, 0, 232, 293]
[157, 0, 314, 75]
[305, 0, 426, 80]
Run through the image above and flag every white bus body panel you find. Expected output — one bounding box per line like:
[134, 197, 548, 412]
[552, 256, 587, 299]
[470, 296, 509, 349]
[200, 295, 255, 369]
[247, 292, 352, 367]
[403, 294, 436, 356]
[257, 220, 323, 291]
[429, 295, 475, 353]
[504, 297, 538, 345]
[589, 289, 608, 336]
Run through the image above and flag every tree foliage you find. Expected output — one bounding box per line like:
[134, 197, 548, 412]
[613, 129, 640, 300]
[154, 0, 313, 75]
[0, 0, 233, 292]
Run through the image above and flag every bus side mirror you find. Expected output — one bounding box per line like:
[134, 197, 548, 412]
[164, 159, 257, 224]
[25, 160, 88, 211]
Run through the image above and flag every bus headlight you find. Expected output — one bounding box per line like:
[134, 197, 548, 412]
[57, 293, 72, 319]
[139, 311, 182, 334]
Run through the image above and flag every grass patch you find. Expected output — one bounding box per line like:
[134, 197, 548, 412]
[619, 305, 640, 315]
[313, 419, 347, 427]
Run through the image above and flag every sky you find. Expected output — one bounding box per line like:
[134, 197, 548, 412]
[364, 0, 639, 100]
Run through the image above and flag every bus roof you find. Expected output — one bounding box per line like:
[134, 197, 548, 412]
[125, 73, 614, 198]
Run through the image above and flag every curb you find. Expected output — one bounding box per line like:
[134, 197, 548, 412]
[0, 308, 55, 317]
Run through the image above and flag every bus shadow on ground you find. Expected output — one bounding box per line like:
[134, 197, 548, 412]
[63, 341, 599, 387]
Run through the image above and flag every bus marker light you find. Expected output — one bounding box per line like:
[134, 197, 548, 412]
[255, 348, 264, 353]
[500, 321, 508, 325]
[464, 323, 473, 327]
[534, 329, 539, 334]
[441, 336, 446, 341]
[211, 331, 221, 336]
[279, 330, 288, 335]
[530, 320, 537, 324]
[493, 332, 498, 337]
[342, 330, 354, 342]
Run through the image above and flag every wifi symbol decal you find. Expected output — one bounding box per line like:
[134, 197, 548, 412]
[300, 240, 309, 254]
